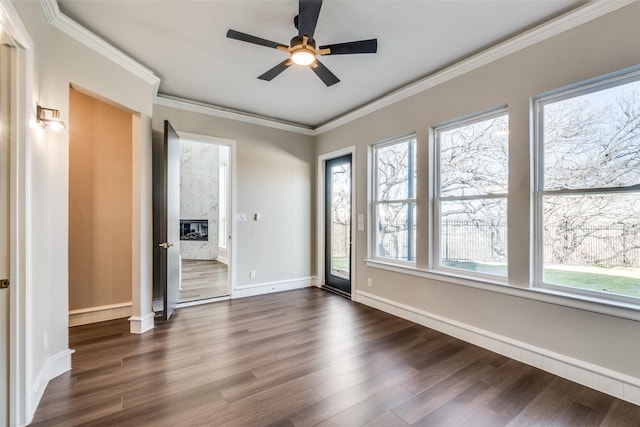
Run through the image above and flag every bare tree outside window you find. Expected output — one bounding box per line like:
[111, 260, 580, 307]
[537, 76, 640, 299]
[435, 111, 509, 277]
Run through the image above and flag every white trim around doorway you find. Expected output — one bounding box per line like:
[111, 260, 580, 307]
[1, 0, 34, 424]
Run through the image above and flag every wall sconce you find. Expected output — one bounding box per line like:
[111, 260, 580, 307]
[37, 105, 66, 131]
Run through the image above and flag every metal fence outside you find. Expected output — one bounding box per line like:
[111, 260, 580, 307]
[441, 220, 507, 264]
[331, 221, 350, 258]
[372, 219, 640, 267]
[378, 227, 411, 261]
[544, 221, 640, 267]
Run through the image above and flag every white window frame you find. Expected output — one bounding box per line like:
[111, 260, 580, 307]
[433, 107, 509, 281]
[370, 134, 417, 266]
[533, 68, 640, 305]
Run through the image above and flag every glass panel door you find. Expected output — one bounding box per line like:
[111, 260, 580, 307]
[325, 154, 352, 295]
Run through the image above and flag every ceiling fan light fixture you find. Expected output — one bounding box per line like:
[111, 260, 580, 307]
[226, 0, 377, 86]
[291, 48, 316, 66]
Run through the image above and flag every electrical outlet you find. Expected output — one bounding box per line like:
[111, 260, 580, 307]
[367, 278, 373, 287]
[250, 270, 256, 279]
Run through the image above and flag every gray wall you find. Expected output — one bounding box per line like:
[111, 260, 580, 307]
[315, 2, 640, 379]
[153, 105, 315, 287]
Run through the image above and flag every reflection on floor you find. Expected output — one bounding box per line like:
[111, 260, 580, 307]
[180, 259, 228, 302]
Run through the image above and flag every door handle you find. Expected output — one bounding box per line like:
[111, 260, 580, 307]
[158, 242, 174, 249]
[0, 279, 9, 289]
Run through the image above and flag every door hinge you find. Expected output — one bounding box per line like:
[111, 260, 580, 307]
[0, 279, 9, 289]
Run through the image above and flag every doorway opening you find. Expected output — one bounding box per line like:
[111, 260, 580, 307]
[68, 88, 134, 327]
[153, 128, 234, 316]
[177, 139, 231, 303]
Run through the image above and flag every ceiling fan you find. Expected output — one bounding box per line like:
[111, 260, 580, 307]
[226, 0, 377, 87]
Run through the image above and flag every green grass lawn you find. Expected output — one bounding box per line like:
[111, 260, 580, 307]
[544, 269, 640, 298]
[331, 256, 349, 271]
[442, 261, 639, 298]
[442, 261, 507, 276]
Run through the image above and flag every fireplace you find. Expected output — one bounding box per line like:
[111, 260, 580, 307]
[180, 219, 208, 241]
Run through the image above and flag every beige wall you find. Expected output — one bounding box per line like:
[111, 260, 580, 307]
[316, 2, 640, 380]
[68, 88, 132, 310]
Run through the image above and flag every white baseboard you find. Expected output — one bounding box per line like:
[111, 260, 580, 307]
[28, 348, 74, 422]
[355, 290, 640, 406]
[68, 302, 132, 326]
[232, 276, 316, 298]
[128, 312, 155, 334]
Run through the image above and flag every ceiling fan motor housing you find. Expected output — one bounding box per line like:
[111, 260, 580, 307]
[291, 35, 315, 50]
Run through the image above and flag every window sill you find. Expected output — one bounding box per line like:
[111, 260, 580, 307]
[364, 259, 640, 322]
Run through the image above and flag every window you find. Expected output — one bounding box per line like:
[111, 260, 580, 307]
[434, 109, 509, 277]
[534, 71, 640, 302]
[372, 135, 417, 263]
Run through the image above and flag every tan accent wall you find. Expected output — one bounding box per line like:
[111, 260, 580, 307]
[69, 88, 132, 311]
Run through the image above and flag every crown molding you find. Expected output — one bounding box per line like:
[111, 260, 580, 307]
[1, 0, 33, 49]
[314, 0, 636, 135]
[154, 95, 315, 136]
[40, 0, 634, 136]
[40, 0, 160, 93]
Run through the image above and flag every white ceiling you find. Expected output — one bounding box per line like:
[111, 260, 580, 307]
[58, 0, 585, 129]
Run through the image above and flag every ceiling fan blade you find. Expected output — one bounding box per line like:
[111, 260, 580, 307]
[226, 29, 286, 49]
[310, 59, 339, 87]
[258, 60, 292, 81]
[320, 39, 378, 55]
[298, 0, 322, 40]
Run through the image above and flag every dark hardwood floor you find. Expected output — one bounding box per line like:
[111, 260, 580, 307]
[32, 288, 639, 426]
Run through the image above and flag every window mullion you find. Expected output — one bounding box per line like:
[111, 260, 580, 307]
[440, 193, 508, 202]
[542, 185, 640, 196]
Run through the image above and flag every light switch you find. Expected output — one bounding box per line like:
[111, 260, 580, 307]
[358, 222, 365, 232]
[357, 214, 365, 223]
[236, 213, 247, 221]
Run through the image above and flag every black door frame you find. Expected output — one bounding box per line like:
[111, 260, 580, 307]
[323, 153, 353, 296]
